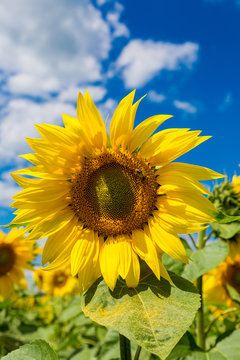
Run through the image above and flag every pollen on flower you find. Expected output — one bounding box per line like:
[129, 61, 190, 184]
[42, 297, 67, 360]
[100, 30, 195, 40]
[69, 149, 158, 236]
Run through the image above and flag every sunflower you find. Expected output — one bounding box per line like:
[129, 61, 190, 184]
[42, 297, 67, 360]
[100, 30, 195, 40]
[203, 256, 240, 307]
[209, 177, 240, 258]
[34, 267, 79, 296]
[232, 175, 240, 195]
[0, 228, 36, 300]
[10, 91, 223, 294]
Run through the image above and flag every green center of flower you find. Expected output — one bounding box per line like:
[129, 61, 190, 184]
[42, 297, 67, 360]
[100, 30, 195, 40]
[70, 150, 158, 237]
[87, 163, 136, 220]
[0, 245, 15, 276]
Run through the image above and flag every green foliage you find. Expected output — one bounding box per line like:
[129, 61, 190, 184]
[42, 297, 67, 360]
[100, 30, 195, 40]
[2, 339, 57, 360]
[209, 181, 240, 241]
[185, 329, 240, 359]
[182, 241, 229, 282]
[211, 222, 240, 239]
[81, 273, 200, 360]
[163, 240, 228, 281]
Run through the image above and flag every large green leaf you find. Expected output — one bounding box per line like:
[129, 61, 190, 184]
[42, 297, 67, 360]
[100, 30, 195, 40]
[211, 222, 240, 239]
[182, 241, 228, 282]
[81, 273, 200, 360]
[2, 339, 58, 360]
[186, 329, 240, 359]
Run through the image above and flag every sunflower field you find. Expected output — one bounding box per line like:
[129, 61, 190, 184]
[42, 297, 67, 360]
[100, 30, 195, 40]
[0, 92, 240, 360]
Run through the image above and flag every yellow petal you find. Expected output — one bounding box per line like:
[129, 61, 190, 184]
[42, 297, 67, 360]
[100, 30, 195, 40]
[42, 217, 79, 265]
[118, 236, 132, 279]
[78, 258, 102, 295]
[156, 211, 207, 234]
[158, 162, 225, 181]
[13, 166, 70, 180]
[132, 229, 160, 279]
[140, 128, 211, 165]
[77, 91, 107, 150]
[128, 114, 172, 153]
[35, 123, 76, 147]
[148, 218, 189, 264]
[125, 250, 140, 288]
[26, 210, 75, 240]
[11, 174, 45, 189]
[157, 192, 216, 224]
[157, 173, 211, 195]
[99, 237, 120, 291]
[71, 230, 100, 276]
[110, 90, 136, 150]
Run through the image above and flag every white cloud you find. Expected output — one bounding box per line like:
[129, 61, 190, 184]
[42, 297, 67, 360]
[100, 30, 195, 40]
[96, 0, 110, 5]
[0, 0, 111, 97]
[58, 85, 107, 102]
[148, 90, 166, 103]
[0, 171, 20, 207]
[0, 99, 75, 163]
[115, 39, 199, 88]
[173, 100, 197, 114]
[106, 2, 130, 38]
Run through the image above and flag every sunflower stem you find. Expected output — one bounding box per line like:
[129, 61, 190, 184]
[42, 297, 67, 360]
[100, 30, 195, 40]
[196, 229, 206, 351]
[134, 345, 142, 360]
[119, 334, 132, 360]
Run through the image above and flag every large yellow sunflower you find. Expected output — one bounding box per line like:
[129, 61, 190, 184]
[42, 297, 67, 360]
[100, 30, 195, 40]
[0, 228, 36, 300]
[10, 91, 223, 294]
[34, 267, 79, 296]
[203, 256, 240, 307]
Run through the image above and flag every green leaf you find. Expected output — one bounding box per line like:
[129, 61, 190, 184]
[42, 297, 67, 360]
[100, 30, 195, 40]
[210, 210, 240, 224]
[186, 329, 240, 359]
[166, 332, 198, 359]
[182, 241, 228, 282]
[81, 273, 200, 360]
[226, 284, 240, 305]
[211, 222, 240, 239]
[2, 339, 58, 360]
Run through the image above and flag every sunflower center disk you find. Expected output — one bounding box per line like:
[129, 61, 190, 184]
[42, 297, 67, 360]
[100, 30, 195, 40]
[87, 164, 135, 220]
[54, 273, 68, 288]
[70, 151, 158, 236]
[0, 245, 15, 276]
[232, 269, 240, 288]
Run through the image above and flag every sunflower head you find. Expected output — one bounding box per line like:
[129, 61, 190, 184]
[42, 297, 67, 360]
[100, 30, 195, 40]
[204, 256, 240, 307]
[10, 91, 224, 294]
[0, 228, 36, 300]
[34, 267, 79, 297]
[209, 178, 240, 258]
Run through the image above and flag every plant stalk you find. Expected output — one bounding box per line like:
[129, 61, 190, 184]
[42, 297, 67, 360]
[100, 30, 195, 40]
[119, 334, 132, 360]
[134, 345, 142, 360]
[196, 229, 206, 351]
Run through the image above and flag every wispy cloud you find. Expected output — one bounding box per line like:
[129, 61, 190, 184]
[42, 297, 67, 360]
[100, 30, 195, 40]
[148, 90, 166, 103]
[173, 100, 197, 114]
[115, 39, 199, 88]
[219, 92, 232, 111]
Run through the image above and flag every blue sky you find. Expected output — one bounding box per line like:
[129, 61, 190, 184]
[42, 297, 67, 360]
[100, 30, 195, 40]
[0, 0, 239, 227]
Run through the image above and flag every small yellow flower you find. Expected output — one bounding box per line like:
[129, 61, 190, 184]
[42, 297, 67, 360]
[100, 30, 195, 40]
[203, 256, 240, 307]
[34, 267, 79, 297]
[10, 91, 224, 294]
[0, 228, 36, 300]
